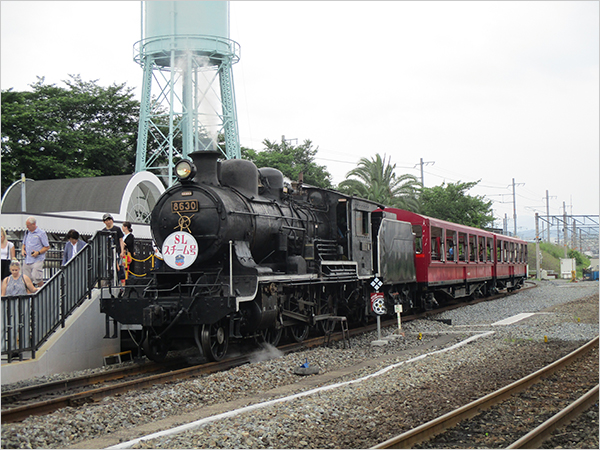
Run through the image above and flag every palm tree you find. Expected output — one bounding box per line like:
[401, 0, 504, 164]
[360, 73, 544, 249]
[338, 154, 421, 211]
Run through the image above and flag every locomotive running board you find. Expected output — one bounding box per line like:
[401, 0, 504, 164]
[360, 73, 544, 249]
[257, 273, 319, 283]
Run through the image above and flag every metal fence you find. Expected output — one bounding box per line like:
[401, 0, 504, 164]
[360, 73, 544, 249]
[1, 231, 118, 362]
[5, 236, 81, 283]
[7, 235, 157, 283]
[124, 239, 161, 280]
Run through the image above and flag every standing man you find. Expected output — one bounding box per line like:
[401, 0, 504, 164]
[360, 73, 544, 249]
[101, 214, 125, 286]
[61, 229, 86, 266]
[21, 216, 50, 287]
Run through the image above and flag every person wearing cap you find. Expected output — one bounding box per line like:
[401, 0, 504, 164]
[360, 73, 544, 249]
[101, 214, 125, 285]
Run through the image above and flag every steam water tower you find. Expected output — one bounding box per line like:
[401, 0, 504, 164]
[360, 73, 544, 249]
[134, 1, 241, 186]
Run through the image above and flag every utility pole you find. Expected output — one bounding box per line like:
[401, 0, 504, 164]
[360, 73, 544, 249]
[281, 135, 298, 146]
[20, 173, 26, 212]
[544, 190, 556, 242]
[415, 158, 435, 187]
[563, 202, 568, 257]
[511, 178, 525, 236]
[535, 213, 541, 280]
[546, 190, 550, 242]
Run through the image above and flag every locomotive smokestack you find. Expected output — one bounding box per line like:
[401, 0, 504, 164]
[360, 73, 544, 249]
[189, 151, 221, 186]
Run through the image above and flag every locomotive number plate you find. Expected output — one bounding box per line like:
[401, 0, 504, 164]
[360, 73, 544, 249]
[171, 199, 198, 213]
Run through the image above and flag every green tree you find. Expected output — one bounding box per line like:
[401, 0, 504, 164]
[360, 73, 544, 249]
[337, 154, 421, 210]
[1, 75, 140, 194]
[420, 180, 494, 228]
[241, 138, 332, 189]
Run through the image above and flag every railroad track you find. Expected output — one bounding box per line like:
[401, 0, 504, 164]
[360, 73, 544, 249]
[508, 384, 599, 449]
[1, 334, 338, 424]
[1, 359, 183, 404]
[1, 285, 532, 424]
[373, 336, 599, 449]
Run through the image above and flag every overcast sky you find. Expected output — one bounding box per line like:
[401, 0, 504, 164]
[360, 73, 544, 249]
[2, 1, 598, 233]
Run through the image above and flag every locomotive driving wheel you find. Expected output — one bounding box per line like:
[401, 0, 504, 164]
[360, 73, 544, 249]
[201, 319, 229, 361]
[258, 325, 283, 347]
[317, 295, 337, 334]
[289, 322, 310, 343]
[142, 334, 169, 363]
[287, 295, 310, 343]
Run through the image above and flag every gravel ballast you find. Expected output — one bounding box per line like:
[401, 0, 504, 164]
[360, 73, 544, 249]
[1, 279, 598, 449]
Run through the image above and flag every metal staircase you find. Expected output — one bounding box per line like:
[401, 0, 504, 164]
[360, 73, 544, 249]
[1, 231, 116, 362]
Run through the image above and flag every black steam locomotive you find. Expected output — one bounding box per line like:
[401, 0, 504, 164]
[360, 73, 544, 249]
[101, 151, 419, 361]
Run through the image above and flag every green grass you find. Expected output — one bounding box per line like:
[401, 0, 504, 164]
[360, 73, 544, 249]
[528, 242, 590, 277]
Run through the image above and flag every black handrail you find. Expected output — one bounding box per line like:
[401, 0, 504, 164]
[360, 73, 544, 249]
[1, 231, 116, 362]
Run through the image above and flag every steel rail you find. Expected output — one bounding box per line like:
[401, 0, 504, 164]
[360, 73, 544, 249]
[507, 384, 599, 449]
[373, 336, 598, 449]
[1, 360, 175, 404]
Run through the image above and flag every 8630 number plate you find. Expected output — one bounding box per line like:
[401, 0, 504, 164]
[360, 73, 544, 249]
[171, 199, 199, 213]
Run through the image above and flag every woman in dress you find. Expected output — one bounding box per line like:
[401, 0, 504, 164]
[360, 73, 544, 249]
[1, 227, 16, 281]
[121, 222, 135, 284]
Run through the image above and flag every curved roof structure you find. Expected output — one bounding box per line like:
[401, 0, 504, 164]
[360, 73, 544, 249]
[1, 172, 165, 237]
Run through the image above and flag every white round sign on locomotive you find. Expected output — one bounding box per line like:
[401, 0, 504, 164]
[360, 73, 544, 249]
[161, 231, 198, 270]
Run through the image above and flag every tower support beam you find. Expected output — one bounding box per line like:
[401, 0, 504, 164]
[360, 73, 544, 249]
[134, 2, 241, 186]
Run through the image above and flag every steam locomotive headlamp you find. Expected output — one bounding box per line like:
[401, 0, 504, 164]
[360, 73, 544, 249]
[175, 160, 196, 181]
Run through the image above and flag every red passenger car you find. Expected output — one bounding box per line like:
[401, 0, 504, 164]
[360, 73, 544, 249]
[493, 234, 528, 291]
[383, 208, 526, 305]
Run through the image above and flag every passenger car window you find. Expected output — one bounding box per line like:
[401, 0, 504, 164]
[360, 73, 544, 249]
[458, 232, 467, 261]
[413, 225, 423, 254]
[431, 226, 443, 261]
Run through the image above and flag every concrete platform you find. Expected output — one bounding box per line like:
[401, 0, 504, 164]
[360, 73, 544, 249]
[1, 290, 121, 385]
